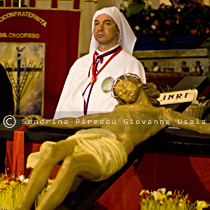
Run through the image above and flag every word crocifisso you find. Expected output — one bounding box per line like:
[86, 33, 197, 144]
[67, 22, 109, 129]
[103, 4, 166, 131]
[0, 32, 40, 39]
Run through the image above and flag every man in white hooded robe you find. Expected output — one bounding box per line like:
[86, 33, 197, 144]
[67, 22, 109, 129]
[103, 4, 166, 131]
[54, 6, 146, 119]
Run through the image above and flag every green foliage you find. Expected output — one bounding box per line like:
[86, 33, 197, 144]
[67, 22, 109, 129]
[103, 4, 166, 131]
[0, 174, 53, 210]
[126, 0, 145, 18]
[140, 189, 210, 210]
[126, 1, 210, 40]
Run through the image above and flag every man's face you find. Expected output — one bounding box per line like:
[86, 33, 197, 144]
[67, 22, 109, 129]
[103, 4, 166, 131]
[94, 14, 120, 51]
[114, 79, 140, 104]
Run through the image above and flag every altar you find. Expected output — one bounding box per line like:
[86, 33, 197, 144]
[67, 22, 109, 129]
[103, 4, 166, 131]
[0, 75, 210, 209]
[1, 120, 210, 210]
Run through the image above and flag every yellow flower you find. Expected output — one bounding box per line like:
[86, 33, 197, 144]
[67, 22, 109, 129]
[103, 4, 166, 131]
[178, 200, 184, 207]
[140, 190, 150, 196]
[1, 180, 9, 184]
[10, 181, 17, 187]
[197, 201, 209, 210]
[151, 189, 167, 204]
[0, 184, 6, 189]
[157, 194, 166, 204]
[0, 184, 7, 189]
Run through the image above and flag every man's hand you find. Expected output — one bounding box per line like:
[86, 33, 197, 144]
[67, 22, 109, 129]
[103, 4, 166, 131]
[24, 115, 44, 128]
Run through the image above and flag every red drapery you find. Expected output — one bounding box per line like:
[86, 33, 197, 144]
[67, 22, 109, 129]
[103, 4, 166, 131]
[2, 1, 81, 176]
[0, 7, 81, 118]
[96, 153, 210, 209]
[12, 124, 28, 176]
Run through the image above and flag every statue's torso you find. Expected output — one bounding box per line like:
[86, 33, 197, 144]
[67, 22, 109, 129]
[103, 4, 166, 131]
[102, 104, 167, 155]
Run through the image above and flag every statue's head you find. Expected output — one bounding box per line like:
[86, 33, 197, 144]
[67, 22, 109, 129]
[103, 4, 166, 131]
[113, 74, 142, 104]
[113, 73, 160, 106]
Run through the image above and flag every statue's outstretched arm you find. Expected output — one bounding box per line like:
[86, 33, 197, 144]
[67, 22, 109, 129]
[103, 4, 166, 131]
[24, 112, 110, 129]
[164, 109, 210, 134]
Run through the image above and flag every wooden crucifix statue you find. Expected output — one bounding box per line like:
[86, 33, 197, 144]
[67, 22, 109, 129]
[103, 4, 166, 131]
[16, 74, 210, 210]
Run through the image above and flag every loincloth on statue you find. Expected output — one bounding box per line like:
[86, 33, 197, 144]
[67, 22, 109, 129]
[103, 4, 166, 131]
[26, 128, 128, 181]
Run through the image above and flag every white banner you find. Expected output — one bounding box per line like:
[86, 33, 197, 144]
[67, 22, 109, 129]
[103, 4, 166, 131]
[158, 89, 198, 105]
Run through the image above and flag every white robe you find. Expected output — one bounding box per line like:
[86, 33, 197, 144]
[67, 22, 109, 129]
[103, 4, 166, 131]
[54, 49, 146, 119]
